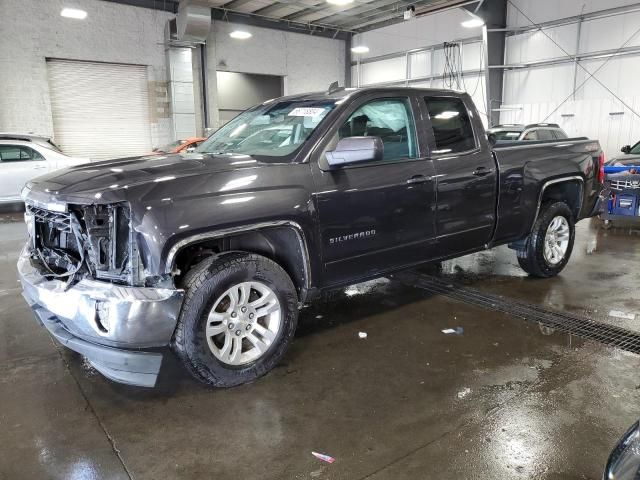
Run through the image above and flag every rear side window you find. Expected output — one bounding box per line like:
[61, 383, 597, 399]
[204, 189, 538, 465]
[0, 145, 44, 162]
[424, 97, 476, 154]
[523, 130, 538, 141]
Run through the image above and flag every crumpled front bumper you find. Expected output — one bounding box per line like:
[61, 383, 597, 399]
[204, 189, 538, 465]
[18, 247, 184, 387]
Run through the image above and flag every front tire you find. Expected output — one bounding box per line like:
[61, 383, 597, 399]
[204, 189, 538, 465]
[173, 252, 298, 387]
[517, 202, 575, 278]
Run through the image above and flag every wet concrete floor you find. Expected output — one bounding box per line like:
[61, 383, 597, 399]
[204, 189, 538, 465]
[1, 214, 640, 479]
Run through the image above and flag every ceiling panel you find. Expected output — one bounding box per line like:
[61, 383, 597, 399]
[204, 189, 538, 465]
[100, 0, 469, 32]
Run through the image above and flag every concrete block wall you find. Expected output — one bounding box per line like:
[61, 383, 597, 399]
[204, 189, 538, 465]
[0, 0, 173, 148]
[205, 20, 346, 129]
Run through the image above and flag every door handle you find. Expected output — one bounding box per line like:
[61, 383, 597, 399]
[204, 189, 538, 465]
[406, 175, 430, 184]
[472, 167, 493, 176]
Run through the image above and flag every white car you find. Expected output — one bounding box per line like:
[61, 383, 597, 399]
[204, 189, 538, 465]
[0, 134, 90, 203]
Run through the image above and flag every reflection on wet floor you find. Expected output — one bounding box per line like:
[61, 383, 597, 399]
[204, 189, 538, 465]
[2, 215, 640, 479]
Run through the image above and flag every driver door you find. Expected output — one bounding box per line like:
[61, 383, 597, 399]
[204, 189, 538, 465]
[311, 94, 437, 286]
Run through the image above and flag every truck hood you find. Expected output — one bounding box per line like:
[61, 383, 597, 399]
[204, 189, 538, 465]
[24, 153, 264, 203]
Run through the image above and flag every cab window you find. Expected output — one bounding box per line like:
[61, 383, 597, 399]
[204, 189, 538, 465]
[424, 96, 476, 154]
[523, 130, 538, 141]
[338, 98, 417, 161]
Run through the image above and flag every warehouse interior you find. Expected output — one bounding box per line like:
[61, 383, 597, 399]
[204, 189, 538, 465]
[3, 0, 640, 478]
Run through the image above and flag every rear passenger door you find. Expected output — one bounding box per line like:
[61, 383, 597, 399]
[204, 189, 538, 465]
[423, 96, 497, 256]
[0, 145, 49, 201]
[311, 94, 437, 286]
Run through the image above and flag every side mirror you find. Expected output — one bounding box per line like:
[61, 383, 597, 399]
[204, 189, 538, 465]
[487, 133, 497, 146]
[325, 136, 383, 167]
[622, 145, 632, 154]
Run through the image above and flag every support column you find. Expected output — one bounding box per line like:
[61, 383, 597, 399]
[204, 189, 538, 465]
[466, 0, 506, 126]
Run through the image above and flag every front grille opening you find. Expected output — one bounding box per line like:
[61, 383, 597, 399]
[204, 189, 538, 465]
[27, 202, 137, 286]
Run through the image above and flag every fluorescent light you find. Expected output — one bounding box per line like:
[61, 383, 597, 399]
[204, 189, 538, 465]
[61, 8, 87, 19]
[230, 30, 252, 40]
[327, 0, 354, 5]
[351, 45, 370, 54]
[461, 17, 484, 28]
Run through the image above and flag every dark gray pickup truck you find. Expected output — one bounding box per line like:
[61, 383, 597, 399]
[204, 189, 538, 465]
[19, 87, 605, 387]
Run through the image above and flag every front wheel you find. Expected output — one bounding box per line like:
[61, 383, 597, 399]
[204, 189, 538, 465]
[517, 202, 575, 278]
[173, 252, 298, 387]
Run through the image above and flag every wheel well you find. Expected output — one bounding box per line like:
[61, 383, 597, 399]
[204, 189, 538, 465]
[540, 180, 582, 218]
[173, 227, 308, 296]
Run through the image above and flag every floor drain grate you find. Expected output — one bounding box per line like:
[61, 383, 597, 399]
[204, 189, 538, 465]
[398, 271, 640, 355]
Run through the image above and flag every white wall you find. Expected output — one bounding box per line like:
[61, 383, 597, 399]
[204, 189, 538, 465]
[0, 0, 174, 149]
[349, 8, 488, 125]
[205, 20, 346, 128]
[352, 8, 479, 59]
[501, 0, 640, 158]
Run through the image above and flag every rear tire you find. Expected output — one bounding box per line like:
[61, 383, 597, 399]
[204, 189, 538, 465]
[517, 202, 575, 278]
[172, 252, 298, 387]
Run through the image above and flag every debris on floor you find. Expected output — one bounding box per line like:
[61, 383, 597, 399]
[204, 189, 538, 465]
[442, 327, 464, 335]
[457, 387, 471, 399]
[312, 451, 335, 464]
[609, 310, 636, 320]
[358, 332, 368, 339]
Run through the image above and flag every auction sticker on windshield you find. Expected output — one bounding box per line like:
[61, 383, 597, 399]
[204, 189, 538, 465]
[288, 107, 327, 117]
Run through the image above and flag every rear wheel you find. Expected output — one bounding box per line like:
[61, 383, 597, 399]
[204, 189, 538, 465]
[517, 202, 575, 278]
[173, 252, 298, 387]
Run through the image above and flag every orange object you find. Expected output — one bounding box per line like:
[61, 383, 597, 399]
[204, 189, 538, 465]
[150, 137, 206, 155]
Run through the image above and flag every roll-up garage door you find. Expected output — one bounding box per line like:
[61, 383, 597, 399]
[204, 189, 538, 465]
[47, 59, 152, 160]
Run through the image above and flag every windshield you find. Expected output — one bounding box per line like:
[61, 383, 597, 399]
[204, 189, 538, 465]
[629, 141, 640, 155]
[492, 130, 522, 140]
[196, 99, 336, 161]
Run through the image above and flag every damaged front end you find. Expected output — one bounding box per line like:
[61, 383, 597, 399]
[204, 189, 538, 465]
[19, 199, 184, 387]
[26, 202, 143, 287]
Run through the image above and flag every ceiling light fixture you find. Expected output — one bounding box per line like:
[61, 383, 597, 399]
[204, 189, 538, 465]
[229, 30, 252, 40]
[327, 0, 354, 6]
[61, 7, 87, 19]
[351, 45, 370, 54]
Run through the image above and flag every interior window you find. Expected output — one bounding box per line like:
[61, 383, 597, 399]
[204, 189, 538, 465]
[424, 97, 476, 154]
[554, 130, 568, 139]
[537, 129, 554, 141]
[523, 130, 539, 141]
[338, 98, 417, 161]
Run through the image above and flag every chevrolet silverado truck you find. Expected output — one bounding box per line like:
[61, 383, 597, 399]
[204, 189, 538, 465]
[18, 87, 605, 388]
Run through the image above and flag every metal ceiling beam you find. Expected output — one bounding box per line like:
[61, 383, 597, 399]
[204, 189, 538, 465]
[282, 0, 392, 22]
[99, 0, 179, 13]
[309, 0, 420, 25]
[331, 0, 451, 28]
[251, 2, 303, 16]
[220, 0, 262, 10]
[345, 0, 470, 30]
[210, 8, 353, 37]
[349, 0, 478, 32]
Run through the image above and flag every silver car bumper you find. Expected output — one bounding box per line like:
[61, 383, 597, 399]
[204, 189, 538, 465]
[18, 247, 184, 387]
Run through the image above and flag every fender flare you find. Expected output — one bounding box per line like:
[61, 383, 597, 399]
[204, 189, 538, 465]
[162, 221, 312, 289]
[531, 175, 584, 227]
